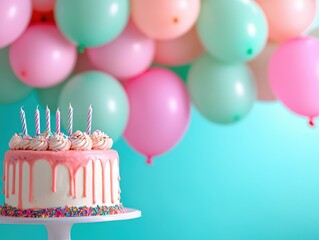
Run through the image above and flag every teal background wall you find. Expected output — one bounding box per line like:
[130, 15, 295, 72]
[1, 72, 319, 239]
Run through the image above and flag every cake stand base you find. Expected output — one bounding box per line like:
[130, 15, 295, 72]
[0, 208, 141, 240]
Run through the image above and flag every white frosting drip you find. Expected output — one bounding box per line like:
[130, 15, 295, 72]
[91, 130, 113, 150]
[70, 130, 92, 151]
[30, 136, 48, 151]
[9, 134, 21, 150]
[49, 133, 71, 151]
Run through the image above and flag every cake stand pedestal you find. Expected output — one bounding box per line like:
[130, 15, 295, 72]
[0, 208, 141, 240]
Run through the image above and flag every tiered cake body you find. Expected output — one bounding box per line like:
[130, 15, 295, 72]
[3, 150, 121, 210]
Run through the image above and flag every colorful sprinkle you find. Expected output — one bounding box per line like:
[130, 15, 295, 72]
[0, 204, 125, 218]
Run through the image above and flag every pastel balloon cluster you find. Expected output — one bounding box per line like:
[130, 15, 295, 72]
[0, 0, 318, 163]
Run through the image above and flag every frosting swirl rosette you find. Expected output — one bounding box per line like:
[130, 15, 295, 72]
[49, 133, 71, 151]
[70, 130, 92, 151]
[30, 136, 48, 151]
[19, 134, 32, 150]
[9, 134, 22, 150]
[90, 130, 113, 150]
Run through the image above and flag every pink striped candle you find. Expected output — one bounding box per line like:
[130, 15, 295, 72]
[35, 106, 40, 135]
[56, 108, 60, 133]
[68, 103, 73, 135]
[86, 105, 92, 135]
[46, 105, 51, 132]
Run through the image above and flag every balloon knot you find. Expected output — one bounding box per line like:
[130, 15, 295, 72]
[77, 45, 85, 54]
[309, 117, 315, 127]
[146, 156, 153, 165]
[20, 70, 26, 77]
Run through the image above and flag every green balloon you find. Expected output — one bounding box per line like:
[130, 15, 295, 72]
[36, 81, 66, 110]
[59, 71, 129, 141]
[55, 0, 129, 49]
[197, 0, 268, 63]
[0, 47, 33, 104]
[187, 54, 256, 124]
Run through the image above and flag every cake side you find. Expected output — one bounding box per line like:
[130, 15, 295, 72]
[3, 150, 121, 209]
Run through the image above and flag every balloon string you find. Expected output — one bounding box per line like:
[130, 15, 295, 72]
[308, 117, 315, 127]
[146, 156, 153, 165]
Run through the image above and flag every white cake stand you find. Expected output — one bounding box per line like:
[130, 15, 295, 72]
[0, 208, 141, 240]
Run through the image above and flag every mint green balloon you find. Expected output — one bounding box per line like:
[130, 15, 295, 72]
[55, 0, 129, 49]
[187, 54, 256, 124]
[197, 0, 268, 63]
[36, 81, 66, 110]
[59, 71, 129, 141]
[0, 47, 33, 104]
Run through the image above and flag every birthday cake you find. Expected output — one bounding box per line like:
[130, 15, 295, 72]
[0, 106, 125, 218]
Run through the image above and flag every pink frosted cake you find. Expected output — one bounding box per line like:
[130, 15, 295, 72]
[0, 128, 124, 218]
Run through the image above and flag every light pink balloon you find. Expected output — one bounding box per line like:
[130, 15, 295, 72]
[87, 21, 155, 80]
[10, 24, 77, 88]
[248, 42, 277, 101]
[0, 0, 32, 48]
[131, 0, 200, 40]
[32, 0, 56, 12]
[73, 51, 97, 74]
[269, 36, 319, 124]
[256, 0, 316, 43]
[124, 68, 190, 164]
[154, 26, 204, 66]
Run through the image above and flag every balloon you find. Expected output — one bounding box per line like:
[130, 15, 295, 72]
[10, 25, 77, 88]
[187, 54, 256, 124]
[307, 1, 319, 32]
[0, 0, 32, 48]
[310, 27, 319, 39]
[154, 26, 204, 66]
[131, 0, 200, 40]
[73, 51, 97, 74]
[269, 36, 319, 124]
[36, 81, 66, 110]
[32, 0, 55, 12]
[87, 21, 155, 80]
[248, 43, 277, 101]
[55, 0, 129, 49]
[197, 0, 267, 63]
[256, 0, 316, 43]
[124, 68, 190, 164]
[30, 10, 55, 25]
[0, 47, 33, 104]
[59, 71, 129, 141]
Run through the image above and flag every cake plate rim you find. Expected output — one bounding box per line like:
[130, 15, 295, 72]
[0, 208, 141, 224]
[0, 208, 141, 240]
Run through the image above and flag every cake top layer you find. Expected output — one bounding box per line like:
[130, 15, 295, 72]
[10, 105, 113, 152]
[9, 130, 113, 151]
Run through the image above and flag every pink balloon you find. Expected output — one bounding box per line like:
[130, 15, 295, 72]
[124, 68, 190, 164]
[87, 21, 155, 80]
[0, 0, 32, 48]
[131, 0, 200, 40]
[73, 51, 97, 74]
[256, 0, 316, 43]
[10, 24, 77, 88]
[154, 26, 204, 66]
[248, 42, 277, 101]
[269, 36, 319, 124]
[32, 0, 56, 12]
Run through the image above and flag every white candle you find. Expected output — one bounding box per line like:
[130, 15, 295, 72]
[86, 105, 92, 135]
[20, 107, 28, 136]
[46, 105, 51, 132]
[68, 103, 73, 135]
[35, 105, 40, 135]
[56, 108, 60, 133]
